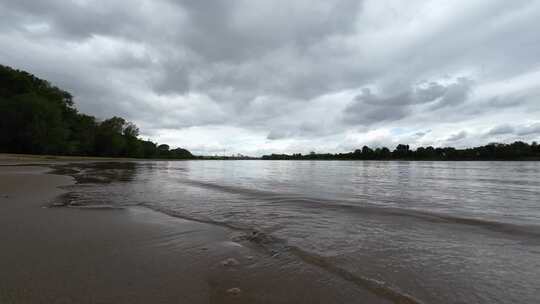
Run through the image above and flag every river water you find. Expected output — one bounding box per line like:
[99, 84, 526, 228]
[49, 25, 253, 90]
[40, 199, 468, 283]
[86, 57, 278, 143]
[59, 160, 540, 304]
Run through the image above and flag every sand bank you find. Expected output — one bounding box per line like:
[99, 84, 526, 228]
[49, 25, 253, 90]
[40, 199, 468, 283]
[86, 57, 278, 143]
[0, 164, 388, 304]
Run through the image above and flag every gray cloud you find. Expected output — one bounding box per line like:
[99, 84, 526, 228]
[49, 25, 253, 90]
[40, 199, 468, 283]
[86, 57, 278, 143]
[447, 131, 468, 142]
[343, 78, 474, 126]
[343, 88, 410, 125]
[429, 78, 474, 109]
[487, 124, 515, 136]
[486, 95, 527, 108]
[179, 1, 362, 62]
[0, 0, 151, 39]
[267, 130, 289, 140]
[152, 65, 191, 96]
[415, 130, 432, 137]
[484, 123, 540, 139]
[1, 0, 540, 154]
[516, 123, 540, 136]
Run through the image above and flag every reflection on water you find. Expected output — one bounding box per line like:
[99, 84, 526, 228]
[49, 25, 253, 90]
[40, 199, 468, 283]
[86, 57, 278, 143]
[58, 160, 540, 304]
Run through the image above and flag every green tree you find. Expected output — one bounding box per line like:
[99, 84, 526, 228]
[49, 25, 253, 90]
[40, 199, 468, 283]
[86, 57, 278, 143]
[95, 117, 127, 156]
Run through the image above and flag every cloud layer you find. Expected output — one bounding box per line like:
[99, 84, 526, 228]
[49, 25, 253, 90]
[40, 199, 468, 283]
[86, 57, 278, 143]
[1, 0, 539, 155]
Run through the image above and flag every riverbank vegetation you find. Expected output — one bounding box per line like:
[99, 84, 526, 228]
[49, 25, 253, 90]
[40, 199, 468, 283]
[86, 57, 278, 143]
[262, 142, 540, 160]
[0, 65, 193, 159]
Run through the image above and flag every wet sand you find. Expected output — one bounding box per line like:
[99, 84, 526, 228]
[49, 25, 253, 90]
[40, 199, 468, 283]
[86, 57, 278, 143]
[0, 162, 389, 304]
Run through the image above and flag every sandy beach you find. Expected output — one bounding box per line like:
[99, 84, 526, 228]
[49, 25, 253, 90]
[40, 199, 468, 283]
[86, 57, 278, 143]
[0, 159, 389, 304]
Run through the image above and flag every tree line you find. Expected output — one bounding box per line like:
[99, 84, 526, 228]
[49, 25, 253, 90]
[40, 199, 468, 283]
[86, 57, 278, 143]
[262, 142, 540, 161]
[0, 65, 193, 159]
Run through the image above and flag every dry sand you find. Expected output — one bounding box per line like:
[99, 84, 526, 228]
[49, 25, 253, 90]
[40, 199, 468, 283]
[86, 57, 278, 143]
[0, 160, 388, 304]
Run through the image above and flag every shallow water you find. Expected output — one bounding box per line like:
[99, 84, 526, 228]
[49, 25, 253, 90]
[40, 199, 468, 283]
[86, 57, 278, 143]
[60, 160, 540, 304]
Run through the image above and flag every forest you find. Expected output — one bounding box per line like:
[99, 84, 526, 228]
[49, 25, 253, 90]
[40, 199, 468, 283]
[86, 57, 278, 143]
[262, 142, 540, 160]
[0, 65, 193, 159]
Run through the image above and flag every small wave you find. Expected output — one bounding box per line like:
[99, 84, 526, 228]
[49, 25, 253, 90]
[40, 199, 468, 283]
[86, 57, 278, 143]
[385, 208, 540, 238]
[230, 229, 423, 303]
[48, 192, 124, 209]
[142, 204, 424, 304]
[177, 179, 279, 198]
[69, 205, 124, 210]
[178, 178, 540, 239]
[289, 246, 423, 304]
[51, 162, 138, 184]
[267, 197, 540, 239]
[141, 203, 253, 232]
[60, 168, 540, 240]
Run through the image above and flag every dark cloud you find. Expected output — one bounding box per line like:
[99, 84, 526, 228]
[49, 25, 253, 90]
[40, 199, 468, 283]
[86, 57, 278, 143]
[487, 124, 515, 136]
[447, 131, 468, 142]
[485, 123, 540, 139]
[1, 0, 540, 154]
[415, 83, 447, 104]
[415, 130, 432, 137]
[0, 0, 146, 39]
[429, 78, 474, 109]
[343, 78, 474, 126]
[152, 65, 191, 95]
[179, 1, 362, 62]
[343, 89, 403, 125]
[486, 95, 527, 108]
[267, 130, 289, 140]
[516, 123, 540, 136]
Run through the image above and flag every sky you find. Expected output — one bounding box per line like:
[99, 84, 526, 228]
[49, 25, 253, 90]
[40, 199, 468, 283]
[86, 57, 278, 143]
[1, 0, 539, 156]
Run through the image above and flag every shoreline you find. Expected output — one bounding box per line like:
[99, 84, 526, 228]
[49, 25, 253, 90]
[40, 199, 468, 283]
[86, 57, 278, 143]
[0, 163, 389, 304]
[3, 153, 540, 164]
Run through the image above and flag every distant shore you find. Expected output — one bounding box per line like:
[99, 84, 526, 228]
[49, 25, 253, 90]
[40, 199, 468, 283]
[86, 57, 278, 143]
[3, 152, 540, 165]
[0, 160, 389, 304]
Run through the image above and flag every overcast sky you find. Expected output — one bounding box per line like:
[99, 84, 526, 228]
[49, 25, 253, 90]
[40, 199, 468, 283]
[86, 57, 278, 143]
[1, 0, 539, 155]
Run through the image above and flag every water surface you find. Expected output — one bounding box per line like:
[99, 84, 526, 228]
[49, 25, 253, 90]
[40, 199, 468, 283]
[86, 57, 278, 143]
[61, 160, 540, 304]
